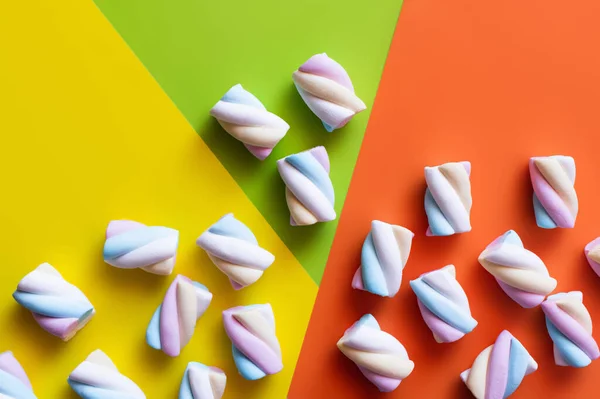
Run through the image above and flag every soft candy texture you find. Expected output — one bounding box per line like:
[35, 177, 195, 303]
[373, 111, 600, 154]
[222, 304, 283, 380]
[196, 213, 275, 289]
[0, 351, 36, 399]
[13, 263, 95, 341]
[529, 155, 578, 229]
[461, 330, 537, 399]
[179, 362, 226, 399]
[541, 292, 600, 368]
[103, 220, 179, 275]
[424, 161, 472, 236]
[209, 84, 289, 160]
[292, 53, 366, 132]
[351, 220, 413, 297]
[584, 237, 600, 277]
[337, 314, 414, 392]
[410, 265, 477, 343]
[146, 275, 213, 357]
[277, 146, 335, 226]
[478, 230, 557, 308]
[68, 350, 145, 399]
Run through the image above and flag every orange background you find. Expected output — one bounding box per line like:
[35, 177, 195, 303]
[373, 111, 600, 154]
[289, 0, 600, 398]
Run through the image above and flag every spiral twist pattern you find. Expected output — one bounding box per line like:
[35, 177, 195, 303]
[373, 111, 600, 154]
[103, 220, 179, 275]
[196, 213, 275, 289]
[424, 161, 472, 236]
[542, 292, 600, 368]
[478, 230, 557, 308]
[223, 304, 283, 381]
[210, 84, 289, 160]
[13, 263, 95, 341]
[461, 330, 537, 399]
[277, 146, 335, 226]
[410, 265, 477, 343]
[68, 350, 145, 399]
[530, 155, 578, 229]
[351, 220, 413, 297]
[337, 314, 414, 393]
[179, 362, 226, 399]
[292, 53, 366, 132]
[146, 275, 213, 357]
[0, 351, 36, 399]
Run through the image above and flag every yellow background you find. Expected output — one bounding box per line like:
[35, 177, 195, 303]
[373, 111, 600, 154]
[0, 0, 317, 397]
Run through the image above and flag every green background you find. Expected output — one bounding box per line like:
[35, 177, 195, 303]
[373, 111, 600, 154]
[93, 0, 403, 283]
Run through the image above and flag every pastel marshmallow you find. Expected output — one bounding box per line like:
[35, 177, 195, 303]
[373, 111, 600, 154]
[584, 237, 600, 277]
[0, 351, 36, 399]
[179, 362, 226, 399]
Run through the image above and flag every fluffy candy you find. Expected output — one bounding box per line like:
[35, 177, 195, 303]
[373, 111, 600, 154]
[292, 53, 366, 132]
[410, 265, 477, 343]
[196, 213, 275, 289]
[277, 146, 335, 226]
[179, 362, 226, 399]
[223, 304, 283, 380]
[351, 220, 414, 297]
[461, 330, 537, 399]
[530, 155, 578, 229]
[584, 237, 600, 277]
[68, 350, 145, 399]
[478, 230, 557, 308]
[146, 275, 213, 357]
[103, 220, 179, 275]
[209, 84, 289, 160]
[0, 351, 36, 399]
[337, 314, 414, 392]
[13, 263, 95, 341]
[424, 161, 472, 236]
[541, 292, 600, 368]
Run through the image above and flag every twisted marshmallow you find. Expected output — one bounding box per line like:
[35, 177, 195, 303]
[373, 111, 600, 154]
[103, 220, 179, 275]
[0, 351, 36, 399]
[410, 265, 477, 343]
[478, 230, 557, 308]
[209, 84, 289, 160]
[13, 263, 95, 341]
[424, 161, 472, 236]
[277, 146, 335, 226]
[179, 362, 226, 399]
[337, 314, 414, 392]
[223, 304, 283, 380]
[541, 292, 600, 368]
[196, 213, 275, 289]
[351, 220, 413, 297]
[146, 275, 213, 357]
[530, 155, 577, 229]
[68, 350, 145, 399]
[584, 237, 600, 277]
[461, 330, 537, 399]
[292, 53, 366, 132]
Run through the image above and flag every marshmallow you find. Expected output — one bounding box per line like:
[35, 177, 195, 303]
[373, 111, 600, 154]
[13, 263, 95, 341]
[0, 351, 36, 399]
[277, 146, 335, 226]
[68, 350, 145, 398]
[179, 362, 226, 399]
[424, 161, 472, 236]
[223, 304, 283, 380]
[338, 314, 414, 392]
[292, 53, 366, 132]
[146, 275, 213, 357]
[584, 237, 600, 277]
[530, 156, 577, 229]
[461, 330, 537, 399]
[103, 220, 179, 275]
[196, 213, 275, 289]
[351, 220, 413, 297]
[478, 230, 557, 308]
[541, 292, 600, 368]
[410, 265, 477, 343]
[209, 84, 289, 160]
